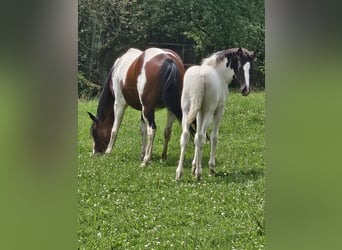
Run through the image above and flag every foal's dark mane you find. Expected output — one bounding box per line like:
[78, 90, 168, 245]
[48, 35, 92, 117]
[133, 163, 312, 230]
[96, 66, 115, 120]
[215, 48, 241, 62]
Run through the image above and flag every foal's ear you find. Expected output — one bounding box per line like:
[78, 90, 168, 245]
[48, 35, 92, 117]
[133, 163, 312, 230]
[88, 112, 98, 123]
[237, 47, 243, 56]
[251, 50, 258, 61]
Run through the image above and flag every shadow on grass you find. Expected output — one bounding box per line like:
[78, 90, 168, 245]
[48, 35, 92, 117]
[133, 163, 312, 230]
[214, 168, 264, 183]
[174, 167, 264, 185]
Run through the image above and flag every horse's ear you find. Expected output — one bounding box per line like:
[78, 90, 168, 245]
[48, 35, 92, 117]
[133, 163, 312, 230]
[238, 48, 243, 56]
[88, 112, 98, 123]
[251, 50, 258, 61]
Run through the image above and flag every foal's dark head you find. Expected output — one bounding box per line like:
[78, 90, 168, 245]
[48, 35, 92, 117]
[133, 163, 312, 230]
[225, 48, 257, 96]
[88, 112, 113, 155]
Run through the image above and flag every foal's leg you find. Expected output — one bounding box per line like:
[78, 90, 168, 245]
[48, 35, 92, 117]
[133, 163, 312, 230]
[161, 111, 176, 161]
[176, 115, 191, 180]
[192, 112, 212, 180]
[105, 101, 127, 154]
[140, 109, 156, 167]
[208, 108, 224, 175]
[140, 114, 147, 161]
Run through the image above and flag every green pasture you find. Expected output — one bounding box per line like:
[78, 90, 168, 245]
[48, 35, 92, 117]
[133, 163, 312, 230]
[78, 91, 265, 249]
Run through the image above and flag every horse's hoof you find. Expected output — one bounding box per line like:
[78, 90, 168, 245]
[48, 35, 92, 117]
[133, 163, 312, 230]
[209, 169, 216, 176]
[191, 166, 196, 176]
[196, 174, 202, 181]
[175, 172, 182, 181]
[140, 159, 151, 167]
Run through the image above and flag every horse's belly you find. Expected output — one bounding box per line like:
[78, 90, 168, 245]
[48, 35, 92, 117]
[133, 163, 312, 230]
[120, 80, 142, 110]
[123, 90, 142, 110]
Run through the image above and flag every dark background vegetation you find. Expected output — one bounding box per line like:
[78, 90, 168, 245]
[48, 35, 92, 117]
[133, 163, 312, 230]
[78, 0, 265, 98]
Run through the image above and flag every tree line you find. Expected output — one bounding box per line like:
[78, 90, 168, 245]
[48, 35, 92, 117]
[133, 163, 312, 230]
[78, 0, 264, 97]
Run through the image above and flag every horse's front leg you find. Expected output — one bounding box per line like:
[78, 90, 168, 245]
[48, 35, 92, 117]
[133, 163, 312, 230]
[105, 101, 126, 154]
[161, 111, 175, 161]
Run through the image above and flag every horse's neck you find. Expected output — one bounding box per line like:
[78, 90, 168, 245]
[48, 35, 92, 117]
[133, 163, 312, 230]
[96, 82, 115, 122]
[201, 55, 217, 67]
[212, 61, 235, 87]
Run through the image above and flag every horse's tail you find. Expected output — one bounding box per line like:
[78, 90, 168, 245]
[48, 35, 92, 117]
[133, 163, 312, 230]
[160, 58, 183, 121]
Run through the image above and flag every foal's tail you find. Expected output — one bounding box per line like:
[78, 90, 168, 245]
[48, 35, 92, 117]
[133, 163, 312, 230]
[186, 76, 206, 140]
[160, 58, 183, 121]
[186, 80, 205, 125]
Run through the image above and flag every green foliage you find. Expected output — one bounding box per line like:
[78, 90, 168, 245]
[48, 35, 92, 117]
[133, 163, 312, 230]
[78, 0, 265, 90]
[78, 91, 265, 248]
[78, 72, 101, 99]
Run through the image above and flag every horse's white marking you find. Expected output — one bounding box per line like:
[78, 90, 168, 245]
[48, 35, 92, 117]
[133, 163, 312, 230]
[243, 61, 250, 88]
[137, 48, 171, 96]
[115, 48, 142, 88]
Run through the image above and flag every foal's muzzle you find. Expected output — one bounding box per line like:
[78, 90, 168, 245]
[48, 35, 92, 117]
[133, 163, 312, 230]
[240, 85, 250, 96]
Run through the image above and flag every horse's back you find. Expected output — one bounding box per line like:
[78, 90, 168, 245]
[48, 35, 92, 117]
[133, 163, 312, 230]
[184, 65, 220, 93]
[139, 48, 184, 109]
[113, 47, 184, 112]
[182, 65, 220, 115]
[113, 48, 142, 84]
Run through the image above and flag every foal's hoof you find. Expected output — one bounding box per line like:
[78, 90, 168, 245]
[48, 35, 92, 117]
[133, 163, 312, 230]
[191, 166, 196, 176]
[209, 169, 216, 176]
[175, 172, 182, 181]
[140, 160, 151, 167]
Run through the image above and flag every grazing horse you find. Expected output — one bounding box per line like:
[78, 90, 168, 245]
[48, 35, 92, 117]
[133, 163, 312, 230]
[176, 48, 257, 180]
[88, 48, 185, 167]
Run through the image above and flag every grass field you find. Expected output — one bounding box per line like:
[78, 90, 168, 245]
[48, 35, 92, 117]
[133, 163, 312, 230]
[78, 91, 265, 249]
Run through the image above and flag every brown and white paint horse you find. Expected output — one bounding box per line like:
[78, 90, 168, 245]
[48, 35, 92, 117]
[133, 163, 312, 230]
[176, 48, 257, 180]
[88, 48, 186, 167]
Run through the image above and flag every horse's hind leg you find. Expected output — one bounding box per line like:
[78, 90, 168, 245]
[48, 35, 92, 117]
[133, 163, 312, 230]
[176, 115, 191, 180]
[105, 101, 127, 154]
[140, 109, 156, 167]
[208, 108, 224, 176]
[161, 110, 175, 161]
[192, 111, 211, 180]
[140, 114, 147, 161]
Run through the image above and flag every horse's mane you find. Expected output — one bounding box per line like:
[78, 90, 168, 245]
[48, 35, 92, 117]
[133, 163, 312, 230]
[96, 65, 115, 120]
[201, 48, 246, 68]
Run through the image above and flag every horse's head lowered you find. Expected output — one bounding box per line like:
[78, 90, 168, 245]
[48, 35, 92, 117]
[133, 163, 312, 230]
[225, 48, 257, 96]
[88, 112, 112, 155]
